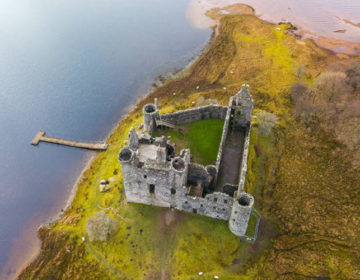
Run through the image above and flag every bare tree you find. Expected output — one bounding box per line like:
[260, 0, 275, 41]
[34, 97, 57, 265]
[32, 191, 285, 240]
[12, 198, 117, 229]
[290, 82, 318, 126]
[86, 211, 119, 242]
[257, 110, 278, 136]
[314, 72, 348, 102]
[346, 61, 360, 93]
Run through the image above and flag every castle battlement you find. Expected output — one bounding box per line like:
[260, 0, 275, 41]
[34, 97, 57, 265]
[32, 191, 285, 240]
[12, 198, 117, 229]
[119, 85, 255, 237]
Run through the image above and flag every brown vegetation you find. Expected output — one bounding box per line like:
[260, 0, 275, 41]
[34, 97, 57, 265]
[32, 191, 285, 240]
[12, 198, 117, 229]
[291, 61, 360, 166]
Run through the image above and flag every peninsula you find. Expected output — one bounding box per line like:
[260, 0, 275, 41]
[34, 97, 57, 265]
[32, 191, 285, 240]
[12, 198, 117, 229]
[19, 4, 360, 280]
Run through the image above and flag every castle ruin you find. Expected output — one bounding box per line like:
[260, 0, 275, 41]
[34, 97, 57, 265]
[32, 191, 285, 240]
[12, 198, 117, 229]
[118, 85, 254, 237]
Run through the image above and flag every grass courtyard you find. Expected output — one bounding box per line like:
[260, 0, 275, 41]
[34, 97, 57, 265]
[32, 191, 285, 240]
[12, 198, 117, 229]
[154, 119, 224, 166]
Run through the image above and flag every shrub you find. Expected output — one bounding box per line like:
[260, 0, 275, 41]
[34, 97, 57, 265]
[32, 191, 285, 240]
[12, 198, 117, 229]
[86, 211, 119, 242]
[296, 65, 306, 78]
[257, 110, 278, 136]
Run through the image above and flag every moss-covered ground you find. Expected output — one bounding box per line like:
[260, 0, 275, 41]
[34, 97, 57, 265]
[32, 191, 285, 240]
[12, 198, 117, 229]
[19, 6, 360, 280]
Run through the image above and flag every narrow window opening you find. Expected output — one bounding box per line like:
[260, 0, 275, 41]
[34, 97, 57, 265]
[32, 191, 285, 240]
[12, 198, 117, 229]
[192, 209, 197, 214]
[149, 184, 155, 194]
[171, 188, 176, 195]
[144, 174, 147, 179]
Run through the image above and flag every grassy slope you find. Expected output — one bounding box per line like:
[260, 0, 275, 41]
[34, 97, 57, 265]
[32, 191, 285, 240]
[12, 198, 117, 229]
[19, 13, 360, 280]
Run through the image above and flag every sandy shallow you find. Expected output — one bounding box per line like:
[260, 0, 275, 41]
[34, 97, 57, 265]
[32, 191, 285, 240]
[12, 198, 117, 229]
[187, 0, 360, 55]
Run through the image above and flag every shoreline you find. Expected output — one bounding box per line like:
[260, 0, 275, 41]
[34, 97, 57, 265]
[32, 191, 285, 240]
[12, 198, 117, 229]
[36, 3, 360, 231]
[187, 0, 360, 55]
[14, 3, 360, 279]
[11, 22, 218, 280]
[1, 154, 95, 280]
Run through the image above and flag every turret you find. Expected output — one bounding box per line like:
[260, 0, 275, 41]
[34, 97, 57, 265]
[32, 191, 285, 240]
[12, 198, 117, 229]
[143, 99, 160, 134]
[118, 146, 134, 163]
[229, 192, 254, 237]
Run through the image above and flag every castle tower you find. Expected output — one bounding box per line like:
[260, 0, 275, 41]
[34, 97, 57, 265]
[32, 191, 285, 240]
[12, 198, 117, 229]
[128, 127, 139, 150]
[171, 156, 188, 208]
[143, 99, 159, 134]
[229, 192, 254, 237]
[118, 147, 136, 200]
[171, 157, 188, 188]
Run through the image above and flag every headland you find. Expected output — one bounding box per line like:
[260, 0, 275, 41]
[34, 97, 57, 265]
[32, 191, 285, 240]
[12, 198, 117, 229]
[17, 4, 360, 280]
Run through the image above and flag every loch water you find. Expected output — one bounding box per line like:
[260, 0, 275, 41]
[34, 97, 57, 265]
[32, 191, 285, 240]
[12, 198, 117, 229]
[0, 0, 210, 277]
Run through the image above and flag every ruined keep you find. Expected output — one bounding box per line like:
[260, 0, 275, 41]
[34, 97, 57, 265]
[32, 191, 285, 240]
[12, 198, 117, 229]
[118, 85, 254, 237]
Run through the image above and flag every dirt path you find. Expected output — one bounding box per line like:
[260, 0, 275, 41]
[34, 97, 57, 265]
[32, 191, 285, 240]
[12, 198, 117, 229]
[155, 209, 183, 280]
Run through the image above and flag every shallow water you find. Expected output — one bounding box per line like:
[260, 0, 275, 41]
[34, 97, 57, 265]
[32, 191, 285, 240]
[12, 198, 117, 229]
[0, 0, 211, 278]
[187, 0, 360, 43]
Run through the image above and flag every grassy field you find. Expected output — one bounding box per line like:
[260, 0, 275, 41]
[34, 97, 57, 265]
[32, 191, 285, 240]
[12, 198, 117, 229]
[19, 6, 360, 280]
[154, 119, 224, 166]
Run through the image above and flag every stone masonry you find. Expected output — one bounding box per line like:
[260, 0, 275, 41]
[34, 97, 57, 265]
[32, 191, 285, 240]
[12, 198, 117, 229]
[119, 85, 255, 237]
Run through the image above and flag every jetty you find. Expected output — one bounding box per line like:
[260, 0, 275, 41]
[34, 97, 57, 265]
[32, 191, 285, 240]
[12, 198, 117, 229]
[31, 130, 108, 151]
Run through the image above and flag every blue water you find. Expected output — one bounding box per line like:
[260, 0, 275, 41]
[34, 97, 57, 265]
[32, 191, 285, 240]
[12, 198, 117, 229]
[0, 0, 211, 276]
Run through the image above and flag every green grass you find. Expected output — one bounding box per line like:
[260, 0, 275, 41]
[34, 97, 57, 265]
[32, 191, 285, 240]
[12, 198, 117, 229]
[155, 119, 224, 165]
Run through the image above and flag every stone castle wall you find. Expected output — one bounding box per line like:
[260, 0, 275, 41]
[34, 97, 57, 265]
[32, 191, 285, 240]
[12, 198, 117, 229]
[237, 125, 251, 192]
[119, 86, 256, 237]
[121, 154, 233, 221]
[160, 105, 227, 125]
[121, 160, 174, 208]
[215, 97, 233, 172]
[177, 192, 233, 220]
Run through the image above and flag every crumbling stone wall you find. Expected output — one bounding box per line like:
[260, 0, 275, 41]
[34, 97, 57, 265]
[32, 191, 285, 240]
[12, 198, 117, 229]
[176, 192, 233, 221]
[160, 105, 227, 125]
